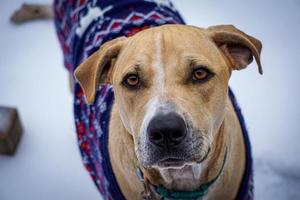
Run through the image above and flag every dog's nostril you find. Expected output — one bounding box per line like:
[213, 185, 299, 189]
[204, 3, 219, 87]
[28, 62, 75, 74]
[171, 130, 185, 141]
[168, 128, 187, 146]
[150, 131, 163, 144]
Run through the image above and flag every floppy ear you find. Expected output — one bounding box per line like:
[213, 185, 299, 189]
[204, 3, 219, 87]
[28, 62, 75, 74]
[74, 36, 127, 104]
[207, 25, 263, 74]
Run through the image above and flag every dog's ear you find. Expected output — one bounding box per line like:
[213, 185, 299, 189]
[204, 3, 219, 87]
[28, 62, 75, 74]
[207, 25, 263, 74]
[74, 36, 127, 104]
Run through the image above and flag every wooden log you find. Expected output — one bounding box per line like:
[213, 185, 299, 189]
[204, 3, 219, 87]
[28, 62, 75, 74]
[0, 106, 23, 155]
[10, 3, 53, 24]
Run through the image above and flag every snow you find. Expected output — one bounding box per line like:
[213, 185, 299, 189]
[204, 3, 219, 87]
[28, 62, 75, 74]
[0, 0, 299, 199]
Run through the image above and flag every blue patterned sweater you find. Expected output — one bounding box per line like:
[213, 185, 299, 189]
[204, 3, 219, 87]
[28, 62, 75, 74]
[53, 0, 253, 199]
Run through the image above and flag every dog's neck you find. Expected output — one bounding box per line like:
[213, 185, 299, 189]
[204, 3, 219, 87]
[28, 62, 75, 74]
[108, 97, 245, 200]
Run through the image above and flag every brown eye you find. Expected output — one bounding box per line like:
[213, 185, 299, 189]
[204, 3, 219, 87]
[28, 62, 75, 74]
[124, 74, 139, 87]
[192, 67, 212, 82]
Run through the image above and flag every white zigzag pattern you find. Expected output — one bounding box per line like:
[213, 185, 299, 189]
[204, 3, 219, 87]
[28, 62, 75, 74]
[76, 4, 113, 37]
[82, 10, 174, 59]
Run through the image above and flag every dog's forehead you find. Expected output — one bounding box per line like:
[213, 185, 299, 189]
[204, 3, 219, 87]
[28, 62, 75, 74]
[120, 25, 223, 65]
[114, 24, 227, 79]
[128, 25, 209, 51]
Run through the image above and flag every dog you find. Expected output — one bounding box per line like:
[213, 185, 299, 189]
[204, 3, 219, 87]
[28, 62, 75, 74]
[13, 0, 262, 199]
[74, 24, 262, 200]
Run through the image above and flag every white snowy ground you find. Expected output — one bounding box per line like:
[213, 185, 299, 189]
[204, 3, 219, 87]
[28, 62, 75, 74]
[0, 0, 299, 199]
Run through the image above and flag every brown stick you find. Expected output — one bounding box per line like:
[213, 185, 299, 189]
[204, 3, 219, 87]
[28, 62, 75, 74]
[10, 3, 53, 24]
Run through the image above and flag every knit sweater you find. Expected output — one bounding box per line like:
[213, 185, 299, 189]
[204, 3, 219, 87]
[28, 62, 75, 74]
[53, 1, 253, 199]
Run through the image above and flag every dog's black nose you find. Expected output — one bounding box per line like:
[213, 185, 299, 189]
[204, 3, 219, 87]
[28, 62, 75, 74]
[147, 112, 187, 148]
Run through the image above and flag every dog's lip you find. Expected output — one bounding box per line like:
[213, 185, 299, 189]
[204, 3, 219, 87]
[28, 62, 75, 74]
[153, 148, 211, 168]
[156, 157, 186, 168]
[198, 147, 211, 163]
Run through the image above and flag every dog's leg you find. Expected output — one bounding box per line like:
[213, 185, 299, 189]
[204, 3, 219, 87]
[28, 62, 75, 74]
[10, 3, 53, 24]
[69, 74, 74, 94]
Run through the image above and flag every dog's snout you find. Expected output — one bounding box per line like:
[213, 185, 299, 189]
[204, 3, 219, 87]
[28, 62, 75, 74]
[147, 112, 187, 148]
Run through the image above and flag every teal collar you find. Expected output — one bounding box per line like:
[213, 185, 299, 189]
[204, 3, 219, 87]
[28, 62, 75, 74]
[137, 148, 228, 200]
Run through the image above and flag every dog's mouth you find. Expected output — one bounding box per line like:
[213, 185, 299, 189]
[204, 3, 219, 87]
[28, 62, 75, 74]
[154, 148, 210, 169]
[157, 158, 186, 168]
[153, 158, 204, 183]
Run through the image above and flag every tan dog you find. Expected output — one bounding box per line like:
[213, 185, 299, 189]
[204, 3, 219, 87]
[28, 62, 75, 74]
[75, 24, 262, 200]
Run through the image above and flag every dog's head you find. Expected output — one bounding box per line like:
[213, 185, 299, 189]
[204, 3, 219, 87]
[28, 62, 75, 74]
[75, 25, 262, 170]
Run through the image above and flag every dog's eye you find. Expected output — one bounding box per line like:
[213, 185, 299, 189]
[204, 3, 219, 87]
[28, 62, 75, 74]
[123, 74, 139, 88]
[192, 67, 213, 82]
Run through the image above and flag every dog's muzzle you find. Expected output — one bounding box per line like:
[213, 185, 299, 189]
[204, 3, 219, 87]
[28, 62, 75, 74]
[145, 112, 189, 168]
